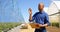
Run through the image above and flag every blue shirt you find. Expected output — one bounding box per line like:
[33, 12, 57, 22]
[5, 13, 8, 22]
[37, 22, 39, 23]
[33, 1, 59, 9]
[29, 11, 50, 26]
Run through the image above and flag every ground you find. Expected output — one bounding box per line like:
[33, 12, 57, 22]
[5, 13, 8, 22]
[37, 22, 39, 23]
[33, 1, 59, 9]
[8, 24, 60, 32]
[20, 24, 60, 32]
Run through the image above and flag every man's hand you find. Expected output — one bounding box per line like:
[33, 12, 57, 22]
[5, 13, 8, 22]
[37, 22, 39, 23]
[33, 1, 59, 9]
[28, 8, 32, 15]
[39, 24, 44, 27]
[43, 24, 48, 27]
[39, 24, 48, 27]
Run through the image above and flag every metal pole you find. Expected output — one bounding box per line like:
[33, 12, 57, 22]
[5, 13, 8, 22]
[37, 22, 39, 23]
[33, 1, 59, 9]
[59, 10, 60, 28]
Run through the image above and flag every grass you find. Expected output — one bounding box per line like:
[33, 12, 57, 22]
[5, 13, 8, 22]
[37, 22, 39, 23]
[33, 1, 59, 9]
[0, 22, 21, 32]
[51, 22, 59, 28]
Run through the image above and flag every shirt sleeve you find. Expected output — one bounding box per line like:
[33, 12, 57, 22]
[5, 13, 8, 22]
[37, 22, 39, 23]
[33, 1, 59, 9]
[44, 14, 50, 26]
[29, 14, 36, 22]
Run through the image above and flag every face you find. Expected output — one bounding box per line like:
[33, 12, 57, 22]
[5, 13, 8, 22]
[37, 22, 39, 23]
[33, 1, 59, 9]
[38, 3, 44, 12]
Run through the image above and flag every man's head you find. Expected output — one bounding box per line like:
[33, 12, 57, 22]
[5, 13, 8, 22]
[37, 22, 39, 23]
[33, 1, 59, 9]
[38, 3, 44, 12]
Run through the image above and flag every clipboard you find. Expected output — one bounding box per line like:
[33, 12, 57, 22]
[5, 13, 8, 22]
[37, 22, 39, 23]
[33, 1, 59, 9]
[29, 22, 40, 28]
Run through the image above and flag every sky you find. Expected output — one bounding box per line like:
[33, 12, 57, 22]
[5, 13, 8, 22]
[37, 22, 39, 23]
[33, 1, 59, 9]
[0, 0, 60, 23]
[20, 0, 52, 23]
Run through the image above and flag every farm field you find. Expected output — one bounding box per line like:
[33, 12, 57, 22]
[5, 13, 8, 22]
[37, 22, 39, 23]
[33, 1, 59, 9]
[0, 22, 21, 32]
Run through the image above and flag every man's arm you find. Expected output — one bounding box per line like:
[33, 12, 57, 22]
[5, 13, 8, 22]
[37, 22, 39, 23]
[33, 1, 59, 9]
[43, 14, 50, 27]
[29, 14, 32, 21]
[28, 8, 33, 22]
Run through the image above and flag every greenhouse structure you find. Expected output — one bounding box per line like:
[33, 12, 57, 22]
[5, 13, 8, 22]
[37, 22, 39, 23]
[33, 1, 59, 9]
[48, 1, 60, 27]
[0, 0, 24, 23]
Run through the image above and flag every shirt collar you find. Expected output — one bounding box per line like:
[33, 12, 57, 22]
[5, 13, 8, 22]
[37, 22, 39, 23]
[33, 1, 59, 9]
[39, 11, 44, 14]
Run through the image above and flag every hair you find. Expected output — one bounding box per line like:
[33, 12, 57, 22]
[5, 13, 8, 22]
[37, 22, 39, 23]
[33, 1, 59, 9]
[38, 2, 44, 8]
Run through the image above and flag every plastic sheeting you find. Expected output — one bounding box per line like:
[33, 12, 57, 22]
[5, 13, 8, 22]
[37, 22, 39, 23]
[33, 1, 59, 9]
[0, 0, 24, 22]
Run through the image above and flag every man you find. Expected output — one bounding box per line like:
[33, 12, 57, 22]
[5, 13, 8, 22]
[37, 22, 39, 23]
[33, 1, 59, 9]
[28, 3, 50, 32]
